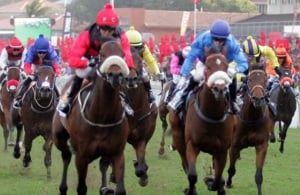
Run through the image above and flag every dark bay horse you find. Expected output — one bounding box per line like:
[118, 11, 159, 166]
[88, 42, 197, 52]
[0, 60, 23, 150]
[269, 67, 296, 153]
[52, 40, 130, 195]
[11, 64, 58, 178]
[121, 47, 158, 186]
[169, 50, 234, 195]
[226, 65, 274, 195]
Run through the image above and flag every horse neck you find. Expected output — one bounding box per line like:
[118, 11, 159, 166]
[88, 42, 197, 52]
[126, 84, 147, 108]
[198, 85, 227, 117]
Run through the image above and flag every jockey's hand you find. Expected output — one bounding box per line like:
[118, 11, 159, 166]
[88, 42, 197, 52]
[227, 67, 236, 78]
[24, 63, 32, 75]
[176, 77, 187, 90]
[156, 72, 164, 81]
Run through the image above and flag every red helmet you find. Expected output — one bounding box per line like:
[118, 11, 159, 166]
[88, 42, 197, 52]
[9, 36, 23, 48]
[96, 3, 119, 27]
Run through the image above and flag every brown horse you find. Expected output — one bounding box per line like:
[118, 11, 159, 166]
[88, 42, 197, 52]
[157, 80, 172, 156]
[121, 47, 158, 186]
[269, 66, 296, 153]
[52, 39, 130, 195]
[11, 64, 58, 178]
[226, 65, 274, 195]
[169, 50, 234, 195]
[0, 60, 23, 151]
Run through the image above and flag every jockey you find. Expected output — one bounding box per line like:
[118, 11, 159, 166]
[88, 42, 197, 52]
[57, 3, 134, 116]
[0, 36, 27, 84]
[242, 36, 281, 93]
[165, 45, 191, 104]
[168, 19, 248, 114]
[125, 26, 163, 103]
[13, 34, 61, 108]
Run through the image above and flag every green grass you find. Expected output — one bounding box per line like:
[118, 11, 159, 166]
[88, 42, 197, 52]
[0, 119, 299, 195]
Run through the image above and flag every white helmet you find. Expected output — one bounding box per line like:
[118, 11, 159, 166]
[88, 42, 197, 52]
[182, 46, 191, 58]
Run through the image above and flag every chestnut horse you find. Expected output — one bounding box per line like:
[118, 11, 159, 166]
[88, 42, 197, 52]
[0, 60, 23, 150]
[226, 65, 274, 195]
[121, 47, 158, 186]
[169, 49, 234, 195]
[52, 40, 130, 195]
[11, 64, 58, 178]
[269, 66, 296, 153]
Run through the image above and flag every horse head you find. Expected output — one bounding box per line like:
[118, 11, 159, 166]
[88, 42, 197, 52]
[5, 60, 22, 94]
[35, 65, 55, 99]
[247, 64, 268, 107]
[98, 39, 129, 88]
[279, 67, 294, 93]
[204, 51, 231, 100]
[125, 47, 143, 88]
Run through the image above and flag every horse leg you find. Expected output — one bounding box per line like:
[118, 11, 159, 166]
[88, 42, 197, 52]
[158, 111, 168, 156]
[110, 153, 126, 195]
[279, 121, 290, 153]
[2, 124, 9, 151]
[43, 136, 53, 179]
[13, 123, 23, 158]
[269, 124, 276, 143]
[185, 140, 200, 195]
[52, 114, 71, 195]
[99, 157, 114, 195]
[205, 153, 226, 195]
[22, 132, 34, 167]
[133, 141, 149, 187]
[255, 142, 268, 195]
[75, 155, 89, 195]
[226, 146, 241, 188]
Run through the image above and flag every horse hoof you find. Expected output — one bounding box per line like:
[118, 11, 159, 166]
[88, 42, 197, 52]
[100, 187, 114, 195]
[138, 176, 148, 187]
[204, 177, 217, 191]
[158, 148, 165, 156]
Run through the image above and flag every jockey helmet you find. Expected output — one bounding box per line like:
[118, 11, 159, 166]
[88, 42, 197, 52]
[125, 26, 143, 46]
[9, 37, 23, 48]
[242, 36, 260, 57]
[34, 34, 49, 52]
[96, 3, 119, 27]
[275, 44, 287, 57]
[210, 19, 230, 39]
[182, 46, 191, 58]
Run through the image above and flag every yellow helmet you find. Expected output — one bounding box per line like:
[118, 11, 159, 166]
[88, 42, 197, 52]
[242, 36, 260, 57]
[125, 26, 143, 46]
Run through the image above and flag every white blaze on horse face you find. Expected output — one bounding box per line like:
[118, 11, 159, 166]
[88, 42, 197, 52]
[216, 58, 222, 65]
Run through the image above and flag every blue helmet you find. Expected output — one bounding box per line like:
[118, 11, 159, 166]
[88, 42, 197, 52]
[210, 19, 230, 39]
[34, 34, 49, 52]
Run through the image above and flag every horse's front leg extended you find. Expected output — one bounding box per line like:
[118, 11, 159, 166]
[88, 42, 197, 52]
[158, 109, 168, 156]
[23, 132, 34, 167]
[226, 146, 241, 188]
[99, 157, 114, 195]
[255, 142, 268, 195]
[111, 153, 126, 195]
[185, 140, 199, 195]
[279, 122, 290, 153]
[43, 137, 53, 178]
[133, 141, 148, 187]
[13, 124, 23, 158]
[75, 155, 88, 195]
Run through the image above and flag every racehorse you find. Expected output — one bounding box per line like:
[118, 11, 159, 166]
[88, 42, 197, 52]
[226, 64, 274, 195]
[0, 60, 23, 151]
[52, 39, 130, 195]
[169, 48, 234, 195]
[269, 66, 296, 153]
[11, 64, 58, 178]
[157, 80, 172, 156]
[121, 47, 158, 186]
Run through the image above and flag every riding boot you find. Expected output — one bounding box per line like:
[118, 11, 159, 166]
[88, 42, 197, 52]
[57, 76, 83, 116]
[228, 78, 240, 114]
[168, 77, 198, 113]
[120, 91, 134, 116]
[165, 82, 176, 104]
[13, 77, 32, 108]
[143, 81, 155, 103]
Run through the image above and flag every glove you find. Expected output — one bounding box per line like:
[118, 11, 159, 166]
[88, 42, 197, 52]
[227, 67, 236, 78]
[176, 77, 187, 90]
[275, 67, 282, 77]
[156, 72, 164, 81]
[24, 63, 32, 75]
[53, 64, 61, 76]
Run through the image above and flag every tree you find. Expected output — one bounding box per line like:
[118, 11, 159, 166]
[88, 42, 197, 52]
[25, 0, 51, 17]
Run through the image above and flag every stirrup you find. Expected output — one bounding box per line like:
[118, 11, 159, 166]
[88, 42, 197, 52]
[124, 104, 134, 116]
[13, 99, 22, 109]
[57, 103, 71, 117]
